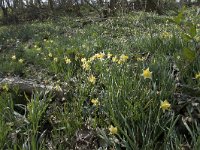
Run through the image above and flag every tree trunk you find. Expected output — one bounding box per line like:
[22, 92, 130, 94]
[29, 0, 33, 5]
[35, 0, 41, 7]
[1, 7, 8, 19]
[48, 0, 54, 10]
[109, 0, 117, 15]
[110, 0, 117, 11]
[74, 0, 83, 17]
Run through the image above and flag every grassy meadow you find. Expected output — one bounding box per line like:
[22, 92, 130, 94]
[0, 6, 200, 149]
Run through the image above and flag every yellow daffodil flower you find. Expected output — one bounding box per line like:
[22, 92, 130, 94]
[81, 58, 87, 63]
[96, 52, 105, 60]
[141, 68, 152, 79]
[18, 59, 24, 63]
[91, 98, 99, 106]
[120, 54, 129, 62]
[64, 57, 71, 64]
[82, 61, 90, 71]
[107, 53, 112, 59]
[54, 57, 58, 62]
[118, 54, 129, 64]
[195, 72, 200, 79]
[112, 56, 118, 62]
[11, 55, 16, 60]
[54, 84, 62, 91]
[48, 53, 53, 58]
[136, 57, 145, 61]
[160, 100, 171, 112]
[109, 125, 118, 135]
[161, 31, 172, 39]
[36, 47, 41, 51]
[89, 55, 96, 62]
[88, 75, 96, 84]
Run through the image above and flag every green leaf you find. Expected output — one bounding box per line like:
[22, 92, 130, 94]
[189, 24, 197, 38]
[182, 33, 192, 42]
[174, 12, 183, 25]
[173, 6, 186, 25]
[183, 47, 196, 62]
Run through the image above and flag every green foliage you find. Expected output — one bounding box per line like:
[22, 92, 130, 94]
[168, 6, 200, 85]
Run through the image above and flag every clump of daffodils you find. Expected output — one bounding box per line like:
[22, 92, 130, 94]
[160, 100, 171, 112]
[141, 68, 152, 79]
[109, 125, 118, 135]
[88, 74, 96, 84]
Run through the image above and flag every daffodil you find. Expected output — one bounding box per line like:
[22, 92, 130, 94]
[54, 84, 62, 91]
[48, 53, 53, 58]
[18, 59, 24, 63]
[136, 57, 145, 61]
[195, 72, 200, 79]
[36, 47, 41, 51]
[54, 57, 58, 62]
[120, 54, 128, 61]
[88, 75, 96, 84]
[107, 52, 112, 59]
[109, 125, 118, 135]
[112, 56, 118, 62]
[141, 68, 152, 79]
[82, 44, 87, 49]
[82, 61, 90, 71]
[118, 54, 129, 64]
[91, 98, 99, 106]
[75, 55, 79, 61]
[160, 100, 171, 112]
[64, 57, 71, 64]
[11, 55, 16, 60]
[81, 58, 87, 63]
[161, 31, 172, 39]
[95, 52, 105, 60]
[89, 55, 96, 62]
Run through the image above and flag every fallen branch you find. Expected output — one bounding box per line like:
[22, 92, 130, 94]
[0, 77, 64, 99]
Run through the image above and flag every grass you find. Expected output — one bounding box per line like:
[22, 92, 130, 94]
[0, 6, 200, 149]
